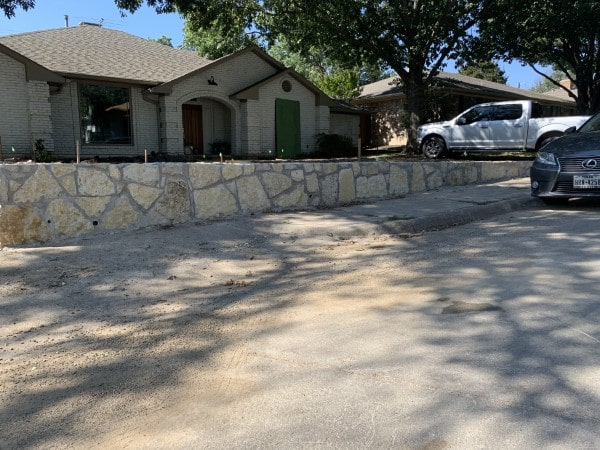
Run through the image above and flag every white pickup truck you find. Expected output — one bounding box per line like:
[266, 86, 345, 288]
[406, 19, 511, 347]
[417, 100, 590, 158]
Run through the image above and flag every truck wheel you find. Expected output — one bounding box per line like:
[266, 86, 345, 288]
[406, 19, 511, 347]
[422, 136, 446, 159]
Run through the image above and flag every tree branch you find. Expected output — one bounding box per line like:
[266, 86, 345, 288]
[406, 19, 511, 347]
[529, 63, 578, 102]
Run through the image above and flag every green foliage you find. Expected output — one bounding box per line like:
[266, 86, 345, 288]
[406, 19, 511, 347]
[458, 60, 508, 85]
[315, 69, 361, 101]
[0, 0, 34, 18]
[151, 35, 173, 47]
[33, 139, 53, 162]
[182, 17, 256, 59]
[479, 0, 600, 113]
[531, 69, 569, 93]
[313, 133, 356, 158]
[267, 40, 367, 100]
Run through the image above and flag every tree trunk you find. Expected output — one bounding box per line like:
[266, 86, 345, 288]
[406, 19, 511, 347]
[405, 76, 426, 153]
[575, 67, 594, 114]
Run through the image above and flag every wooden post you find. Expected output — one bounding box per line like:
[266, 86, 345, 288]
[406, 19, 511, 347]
[357, 138, 362, 159]
[76, 139, 81, 163]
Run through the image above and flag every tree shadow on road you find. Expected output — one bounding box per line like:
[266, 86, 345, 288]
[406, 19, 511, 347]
[2, 200, 600, 447]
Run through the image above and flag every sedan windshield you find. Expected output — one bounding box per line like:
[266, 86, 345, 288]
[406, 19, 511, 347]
[578, 114, 600, 133]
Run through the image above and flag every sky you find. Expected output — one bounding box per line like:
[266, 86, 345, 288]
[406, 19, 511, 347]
[0, 0, 546, 90]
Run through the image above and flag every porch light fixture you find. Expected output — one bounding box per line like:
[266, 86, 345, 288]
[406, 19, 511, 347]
[208, 76, 218, 86]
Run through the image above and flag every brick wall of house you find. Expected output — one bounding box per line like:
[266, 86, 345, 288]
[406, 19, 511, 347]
[132, 91, 160, 155]
[369, 99, 408, 147]
[50, 82, 78, 158]
[330, 113, 360, 146]
[0, 52, 31, 157]
[316, 105, 331, 137]
[27, 81, 54, 152]
[242, 100, 263, 156]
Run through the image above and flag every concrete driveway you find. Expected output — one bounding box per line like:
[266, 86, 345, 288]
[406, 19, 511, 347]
[1, 180, 599, 448]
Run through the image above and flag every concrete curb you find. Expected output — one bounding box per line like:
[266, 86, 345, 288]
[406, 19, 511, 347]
[328, 196, 537, 239]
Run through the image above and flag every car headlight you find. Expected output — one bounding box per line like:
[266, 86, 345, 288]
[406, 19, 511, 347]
[535, 151, 557, 166]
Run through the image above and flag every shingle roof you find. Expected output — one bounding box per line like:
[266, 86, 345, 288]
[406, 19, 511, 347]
[0, 24, 212, 85]
[544, 86, 577, 101]
[357, 72, 577, 106]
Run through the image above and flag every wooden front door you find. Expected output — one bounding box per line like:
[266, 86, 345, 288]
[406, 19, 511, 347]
[182, 104, 203, 153]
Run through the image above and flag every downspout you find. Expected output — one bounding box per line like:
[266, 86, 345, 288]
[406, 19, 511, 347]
[142, 89, 162, 153]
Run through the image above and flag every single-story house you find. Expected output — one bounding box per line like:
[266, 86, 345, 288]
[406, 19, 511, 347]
[0, 23, 359, 160]
[355, 72, 581, 148]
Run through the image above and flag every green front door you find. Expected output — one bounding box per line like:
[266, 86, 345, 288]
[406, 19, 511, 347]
[275, 98, 301, 159]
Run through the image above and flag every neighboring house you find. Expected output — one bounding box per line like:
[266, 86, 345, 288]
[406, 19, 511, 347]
[0, 23, 358, 160]
[544, 79, 578, 103]
[355, 72, 582, 148]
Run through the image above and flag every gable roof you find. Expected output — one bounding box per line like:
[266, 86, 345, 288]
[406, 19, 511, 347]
[358, 72, 577, 107]
[0, 42, 64, 83]
[230, 67, 338, 107]
[0, 24, 212, 85]
[150, 45, 287, 94]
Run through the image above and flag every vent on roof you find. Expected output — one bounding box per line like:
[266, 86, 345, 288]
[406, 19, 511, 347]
[79, 21, 102, 27]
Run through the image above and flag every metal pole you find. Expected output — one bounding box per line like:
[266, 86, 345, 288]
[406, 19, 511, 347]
[357, 138, 362, 159]
[76, 139, 81, 163]
[0, 136, 3, 161]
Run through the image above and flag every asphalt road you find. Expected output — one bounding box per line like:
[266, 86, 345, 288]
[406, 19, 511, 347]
[1, 200, 600, 449]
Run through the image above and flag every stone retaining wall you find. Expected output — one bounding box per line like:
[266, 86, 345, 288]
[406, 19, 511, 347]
[0, 160, 532, 246]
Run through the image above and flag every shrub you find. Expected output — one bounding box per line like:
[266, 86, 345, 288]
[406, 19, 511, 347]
[209, 140, 231, 155]
[313, 133, 356, 158]
[33, 139, 53, 162]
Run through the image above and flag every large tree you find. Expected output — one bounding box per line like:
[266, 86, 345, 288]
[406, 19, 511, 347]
[479, 0, 600, 114]
[115, 0, 485, 150]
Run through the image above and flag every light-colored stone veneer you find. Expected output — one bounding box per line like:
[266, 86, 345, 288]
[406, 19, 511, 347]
[0, 160, 532, 245]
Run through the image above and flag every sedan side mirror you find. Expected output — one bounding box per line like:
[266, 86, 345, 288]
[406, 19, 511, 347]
[564, 126, 576, 134]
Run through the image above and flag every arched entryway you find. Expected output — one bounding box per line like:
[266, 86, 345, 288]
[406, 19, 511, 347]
[182, 98, 233, 156]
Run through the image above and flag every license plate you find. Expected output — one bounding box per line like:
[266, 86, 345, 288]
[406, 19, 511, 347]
[574, 174, 600, 188]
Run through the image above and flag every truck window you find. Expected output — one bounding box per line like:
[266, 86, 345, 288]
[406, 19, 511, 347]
[493, 104, 523, 121]
[531, 102, 545, 118]
[459, 106, 493, 124]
